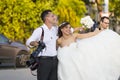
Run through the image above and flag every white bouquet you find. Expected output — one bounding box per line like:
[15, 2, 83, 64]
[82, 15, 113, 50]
[80, 16, 94, 29]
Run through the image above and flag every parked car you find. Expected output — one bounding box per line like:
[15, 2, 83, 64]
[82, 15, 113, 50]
[0, 34, 30, 67]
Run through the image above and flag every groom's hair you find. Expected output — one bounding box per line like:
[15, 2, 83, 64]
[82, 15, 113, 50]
[100, 16, 109, 22]
[41, 10, 52, 22]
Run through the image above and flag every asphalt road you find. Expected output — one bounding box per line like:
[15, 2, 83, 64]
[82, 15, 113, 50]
[0, 68, 37, 80]
[1, 68, 120, 80]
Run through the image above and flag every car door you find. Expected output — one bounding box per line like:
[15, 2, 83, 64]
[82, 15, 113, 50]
[0, 34, 16, 64]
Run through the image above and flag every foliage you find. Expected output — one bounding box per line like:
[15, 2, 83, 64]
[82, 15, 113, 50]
[54, 0, 86, 27]
[0, 0, 86, 43]
[109, 0, 120, 20]
[95, 0, 120, 21]
[0, 0, 54, 43]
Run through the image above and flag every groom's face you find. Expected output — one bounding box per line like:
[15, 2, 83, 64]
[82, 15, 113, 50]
[101, 18, 109, 29]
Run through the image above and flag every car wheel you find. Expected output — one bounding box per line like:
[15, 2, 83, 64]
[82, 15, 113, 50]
[16, 51, 29, 67]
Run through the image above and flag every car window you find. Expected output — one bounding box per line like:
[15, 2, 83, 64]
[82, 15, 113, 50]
[0, 34, 9, 43]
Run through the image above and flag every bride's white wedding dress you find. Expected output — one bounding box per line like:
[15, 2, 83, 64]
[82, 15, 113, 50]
[57, 29, 120, 80]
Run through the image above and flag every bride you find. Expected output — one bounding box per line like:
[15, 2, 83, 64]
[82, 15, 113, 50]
[57, 20, 120, 80]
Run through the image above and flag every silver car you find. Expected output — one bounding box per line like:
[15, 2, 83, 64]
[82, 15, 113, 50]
[0, 34, 30, 67]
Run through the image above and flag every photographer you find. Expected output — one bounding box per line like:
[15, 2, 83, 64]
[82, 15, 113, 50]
[26, 10, 58, 80]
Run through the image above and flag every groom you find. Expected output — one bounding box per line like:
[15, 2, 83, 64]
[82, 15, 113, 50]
[97, 16, 120, 80]
[99, 16, 109, 30]
[91, 16, 109, 31]
[82, 16, 109, 33]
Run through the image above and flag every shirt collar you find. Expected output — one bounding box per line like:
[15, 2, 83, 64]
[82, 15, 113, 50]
[42, 24, 54, 30]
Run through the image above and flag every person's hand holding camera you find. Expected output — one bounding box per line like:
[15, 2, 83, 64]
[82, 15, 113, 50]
[30, 41, 39, 47]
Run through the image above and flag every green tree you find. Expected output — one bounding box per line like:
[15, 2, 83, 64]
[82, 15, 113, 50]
[0, 0, 54, 43]
[54, 0, 86, 28]
[0, 0, 86, 43]
[109, 0, 120, 19]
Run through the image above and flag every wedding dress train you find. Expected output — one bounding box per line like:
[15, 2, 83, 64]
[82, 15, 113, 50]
[57, 29, 120, 80]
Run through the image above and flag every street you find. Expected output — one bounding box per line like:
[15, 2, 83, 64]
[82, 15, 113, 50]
[0, 68, 37, 80]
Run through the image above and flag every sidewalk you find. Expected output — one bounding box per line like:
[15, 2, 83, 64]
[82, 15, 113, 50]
[0, 68, 37, 80]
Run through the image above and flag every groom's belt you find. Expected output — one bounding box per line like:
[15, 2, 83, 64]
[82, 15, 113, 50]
[38, 56, 57, 60]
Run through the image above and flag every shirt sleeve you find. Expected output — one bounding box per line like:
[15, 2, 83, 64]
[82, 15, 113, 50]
[26, 27, 42, 47]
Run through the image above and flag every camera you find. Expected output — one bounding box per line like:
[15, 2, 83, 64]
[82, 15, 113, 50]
[31, 41, 46, 57]
[26, 41, 46, 70]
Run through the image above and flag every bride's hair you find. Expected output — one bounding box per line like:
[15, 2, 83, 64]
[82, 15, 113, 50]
[58, 21, 70, 38]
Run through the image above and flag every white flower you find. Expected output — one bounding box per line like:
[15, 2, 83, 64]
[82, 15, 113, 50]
[80, 16, 94, 29]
